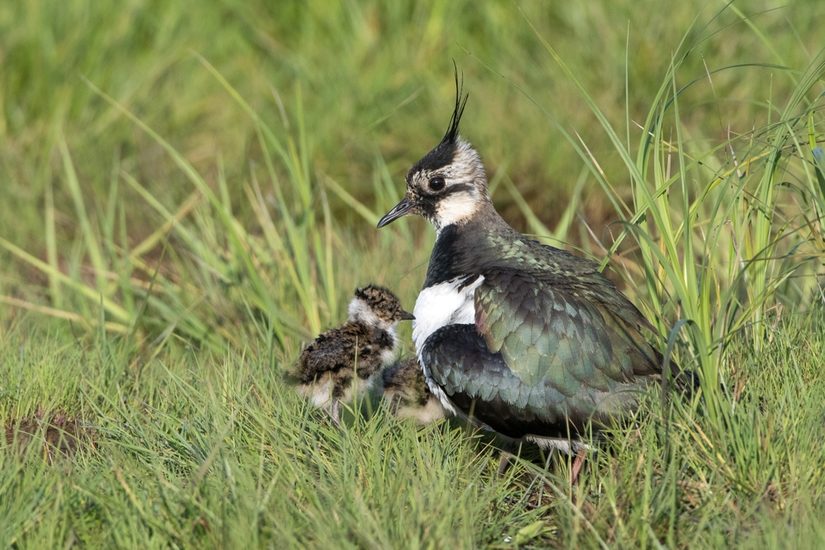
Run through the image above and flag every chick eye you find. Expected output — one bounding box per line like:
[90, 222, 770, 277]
[429, 176, 446, 192]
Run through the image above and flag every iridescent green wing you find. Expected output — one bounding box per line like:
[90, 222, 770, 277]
[474, 269, 661, 407]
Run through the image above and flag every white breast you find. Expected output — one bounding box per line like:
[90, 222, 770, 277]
[412, 275, 484, 356]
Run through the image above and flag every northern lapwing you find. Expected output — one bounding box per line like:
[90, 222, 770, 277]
[291, 285, 414, 424]
[382, 356, 446, 424]
[377, 73, 683, 476]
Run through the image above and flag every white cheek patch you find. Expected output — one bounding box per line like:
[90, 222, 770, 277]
[347, 297, 380, 325]
[434, 191, 480, 227]
[412, 276, 484, 356]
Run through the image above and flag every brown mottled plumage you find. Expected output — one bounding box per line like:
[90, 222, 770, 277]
[382, 357, 446, 424]
[291, 285, 413, 423]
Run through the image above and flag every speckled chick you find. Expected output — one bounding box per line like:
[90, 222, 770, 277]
[382, 356, 446, 424]
[292, 285, 414, 424]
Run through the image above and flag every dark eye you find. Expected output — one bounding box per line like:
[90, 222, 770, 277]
[429, 176, 446, 192]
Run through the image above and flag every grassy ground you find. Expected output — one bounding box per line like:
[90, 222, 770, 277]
[2, 0, 825, 547]
[1, 310, 824, 547]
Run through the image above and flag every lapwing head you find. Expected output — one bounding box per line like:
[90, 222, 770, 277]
[348, 284, 414, 329]
[377, 71, 490, 231]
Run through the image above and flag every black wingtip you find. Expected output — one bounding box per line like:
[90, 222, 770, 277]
[442, 61, 469, 145]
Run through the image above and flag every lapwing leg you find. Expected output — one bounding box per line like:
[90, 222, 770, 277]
[497, 441, 524, 475]
[543, 448, 556, 472]
[497, 450, 515, 475]
[330, 399, 342, 426]
[570, 448, 587, 485]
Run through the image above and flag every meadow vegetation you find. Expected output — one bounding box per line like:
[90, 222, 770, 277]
[1, 1, 824, 547]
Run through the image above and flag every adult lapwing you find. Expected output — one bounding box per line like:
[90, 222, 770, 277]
[377, 74, 678, 474]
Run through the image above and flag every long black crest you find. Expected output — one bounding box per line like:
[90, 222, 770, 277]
[441, 63, 469, 145]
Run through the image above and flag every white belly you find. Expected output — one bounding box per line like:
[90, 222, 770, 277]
[412, 275, 484, 356]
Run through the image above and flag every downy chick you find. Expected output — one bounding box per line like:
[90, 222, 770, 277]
[382, 356, 446, 424]
[292, 285, 414, 423]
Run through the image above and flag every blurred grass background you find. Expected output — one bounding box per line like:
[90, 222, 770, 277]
[1, 0, 825, 547]
[3, 0, 822, 246]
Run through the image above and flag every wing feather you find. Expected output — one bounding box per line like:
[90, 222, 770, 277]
[474, 269, 661, 403]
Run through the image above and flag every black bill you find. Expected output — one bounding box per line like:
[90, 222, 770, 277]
[377, 196, 414, 228]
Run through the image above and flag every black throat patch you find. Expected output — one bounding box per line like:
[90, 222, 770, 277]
[423, 224, 465, 287]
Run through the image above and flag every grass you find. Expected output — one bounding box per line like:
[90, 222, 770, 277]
[2, 0, 825, 547]
[2, 310, 824, 547]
